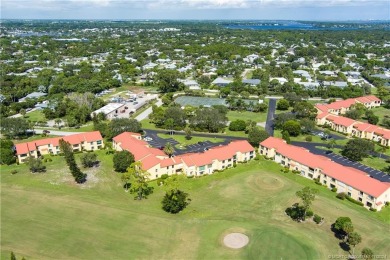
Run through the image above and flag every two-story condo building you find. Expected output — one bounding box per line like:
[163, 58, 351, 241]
[259, 137, 390, 211]
[315, 95, 381, 115]
[112, 132, 255, 179]
[316, 113, 390, 147]
[15, 131, 104, 163]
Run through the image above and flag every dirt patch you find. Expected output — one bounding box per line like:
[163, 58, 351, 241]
[223, 233, 249, 249]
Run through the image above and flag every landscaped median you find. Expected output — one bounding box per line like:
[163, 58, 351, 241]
[157, 133, 224, 149]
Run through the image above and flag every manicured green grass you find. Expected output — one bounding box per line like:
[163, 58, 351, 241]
[1, 153, 389, 259]
[227, 110, 267, 123]
[56, 124, 95, 132]
[157, 133, 224, 149]
[24, 110, 46, 122]
[13, 134, 56, 144]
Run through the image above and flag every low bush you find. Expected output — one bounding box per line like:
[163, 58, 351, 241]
[292, 170, 300, 174]
[336, 192, 346, 200]
[285, 203, 306, 222]
[313, 214, 322, 224]
[369, 208, 377, 212]
[11, 170, 18, 175]
[345, 196, 364, 206]
[306, 209, 314, 217]
[305, 136, 312, 142]
[331, 187, 337, 192]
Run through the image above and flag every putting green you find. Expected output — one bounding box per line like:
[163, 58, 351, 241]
[246, 228, 317, 260]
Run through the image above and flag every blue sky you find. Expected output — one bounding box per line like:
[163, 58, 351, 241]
[1, 0, 389, 20]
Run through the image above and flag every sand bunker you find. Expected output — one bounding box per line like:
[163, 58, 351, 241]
[223, 233, 249, 249]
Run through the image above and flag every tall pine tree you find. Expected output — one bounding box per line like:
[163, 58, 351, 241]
[59, 139, 87, 183]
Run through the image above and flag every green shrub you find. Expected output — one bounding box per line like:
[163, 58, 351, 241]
[292, 170, 300, 174]
[331, 187, 337, 192]
[161, 174, 169, 180]
[306, 209, 314, 217]
[305, 136, 312, 142]
[313, 214, 322, 224]
[345, 196, 364, 206]
[369, 208, 377, 212]
[336, 192, 346, 200]
[11, 170, 18, 175]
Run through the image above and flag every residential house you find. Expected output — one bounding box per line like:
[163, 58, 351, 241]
[259, 137, 390, 211]
[18, 92, 47, 103]
[212, 77, 232, 87]
[242, 79, 261, 86]
[15, 131, 104, 163]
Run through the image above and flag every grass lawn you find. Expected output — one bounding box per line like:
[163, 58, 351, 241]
[13, 135, 56, 144]
[55, 124, 95, 132]
[227, 110, 267, 123]
[157, 133, 224, 148]
[1, 152, 389, 259]
[24, 110, 46, 122]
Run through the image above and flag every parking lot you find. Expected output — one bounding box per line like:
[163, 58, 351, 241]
[144, 130, 231, 156]
[325, 152, 390, 182]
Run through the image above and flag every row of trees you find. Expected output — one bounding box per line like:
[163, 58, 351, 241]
[149, 104, 229, 133]
[93, 118, 142, 139]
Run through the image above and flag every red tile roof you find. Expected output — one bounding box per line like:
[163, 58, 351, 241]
[315, 95, 381, 113]
[260, 137, 390, 198]
[114, 132, 255, 170]
[319, 113, 390, 140]
[15, 131, 103, 155]
[327, 115, 357, 127]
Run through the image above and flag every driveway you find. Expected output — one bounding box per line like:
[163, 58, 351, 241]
[265, 98, 277, 136]
[292, 141, 390, 183]
[135, 98, 162, 121]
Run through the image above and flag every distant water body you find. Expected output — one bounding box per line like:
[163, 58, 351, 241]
[225, 21, 389, 31]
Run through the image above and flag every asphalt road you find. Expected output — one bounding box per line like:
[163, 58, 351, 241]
[292, 141, 390, 183]
[265, 98, 277, 136]
[135, 98, 162, 121]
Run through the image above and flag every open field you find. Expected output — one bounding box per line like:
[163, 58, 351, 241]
[227, 110, 267, 123]
[1, 151, 389, 259]
[24, 110, 46, 122]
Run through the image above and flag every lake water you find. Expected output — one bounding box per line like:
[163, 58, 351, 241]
[224, 21, 389, 31]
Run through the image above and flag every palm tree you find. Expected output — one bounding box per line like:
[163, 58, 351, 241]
[163, 142, 175, 157]
[327, 139, 337, 149]
[377, 145, 387, 159]
[54, 119, 62, 129]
